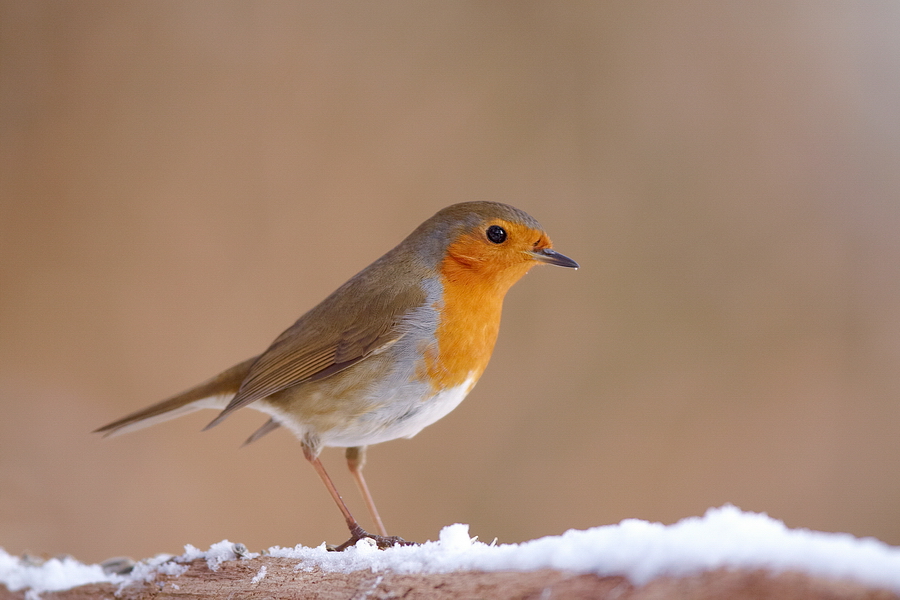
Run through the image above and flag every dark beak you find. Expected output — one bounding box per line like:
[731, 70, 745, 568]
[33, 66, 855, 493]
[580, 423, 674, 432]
[532, 248, 579, 269]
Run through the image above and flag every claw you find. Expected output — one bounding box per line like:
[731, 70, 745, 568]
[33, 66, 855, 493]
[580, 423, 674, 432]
[327, 524, 416, 551]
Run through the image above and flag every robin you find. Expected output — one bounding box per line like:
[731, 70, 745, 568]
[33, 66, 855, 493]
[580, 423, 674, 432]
[96, 201, 578, 550]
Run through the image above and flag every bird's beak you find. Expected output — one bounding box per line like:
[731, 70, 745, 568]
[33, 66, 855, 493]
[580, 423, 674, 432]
[532, 248, 579, 269]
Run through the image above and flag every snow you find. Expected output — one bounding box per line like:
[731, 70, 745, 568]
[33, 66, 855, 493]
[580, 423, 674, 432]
[2, 506, 900, 597]
[182, 540, 246, 572]
[251, 565, 267, 584]
[0, 552, 119, 598]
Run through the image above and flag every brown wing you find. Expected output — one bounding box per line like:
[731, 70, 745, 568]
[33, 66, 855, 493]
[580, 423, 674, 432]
[204, 277, 426, 429]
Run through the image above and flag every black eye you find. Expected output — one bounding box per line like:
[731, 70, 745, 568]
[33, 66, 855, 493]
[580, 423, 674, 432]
[486, 225, 507, 244]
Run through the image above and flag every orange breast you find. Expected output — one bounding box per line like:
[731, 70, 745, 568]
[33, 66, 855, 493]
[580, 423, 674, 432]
[418, 232, 536, 393]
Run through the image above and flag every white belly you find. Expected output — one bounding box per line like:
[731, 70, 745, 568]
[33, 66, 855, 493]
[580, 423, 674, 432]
[318, 375, 475, 448]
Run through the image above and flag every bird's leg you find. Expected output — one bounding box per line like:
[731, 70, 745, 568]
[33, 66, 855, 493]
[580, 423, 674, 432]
[345, 446, 388, 537]
[302, 444, 358, 531]
[301, 443, 411, 551]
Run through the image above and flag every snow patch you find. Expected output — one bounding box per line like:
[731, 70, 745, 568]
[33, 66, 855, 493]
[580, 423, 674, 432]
[251, 565, 267, 584]
[182, 540, 250, 572]
[2, 506, 899, 597]
[0, 552, 122, 596]
[265, 506, 900, 591]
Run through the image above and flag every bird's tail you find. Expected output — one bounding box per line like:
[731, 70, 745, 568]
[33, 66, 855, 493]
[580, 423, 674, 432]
[94, 356, 258, 438]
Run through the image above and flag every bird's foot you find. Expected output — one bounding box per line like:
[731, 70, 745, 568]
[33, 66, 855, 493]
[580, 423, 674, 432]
[328, 524, 415, 551]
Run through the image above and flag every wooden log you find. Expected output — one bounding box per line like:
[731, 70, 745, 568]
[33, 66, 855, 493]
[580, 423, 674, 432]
[2, 555, 897, 600]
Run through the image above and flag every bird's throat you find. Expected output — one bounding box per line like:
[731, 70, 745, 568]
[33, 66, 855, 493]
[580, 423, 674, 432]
[418, 253, 529, 394]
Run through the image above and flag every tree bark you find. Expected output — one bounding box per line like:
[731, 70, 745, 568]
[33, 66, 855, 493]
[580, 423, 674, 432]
[1, 556, 897, 600]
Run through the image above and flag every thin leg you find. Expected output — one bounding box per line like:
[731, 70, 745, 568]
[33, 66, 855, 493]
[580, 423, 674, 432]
[346, 446, 388, 536]
[303, 444, 358, 531]
[302, 443, 411, 551]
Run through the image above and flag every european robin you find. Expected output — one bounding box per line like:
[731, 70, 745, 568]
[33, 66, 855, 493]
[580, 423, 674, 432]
[96, 201, 577, 550]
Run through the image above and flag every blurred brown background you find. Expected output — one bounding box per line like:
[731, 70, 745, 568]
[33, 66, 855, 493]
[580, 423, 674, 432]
[2, 2, 900, 564]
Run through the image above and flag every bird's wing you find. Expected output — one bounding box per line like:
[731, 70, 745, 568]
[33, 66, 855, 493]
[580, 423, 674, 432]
[204, 280, 426, 429]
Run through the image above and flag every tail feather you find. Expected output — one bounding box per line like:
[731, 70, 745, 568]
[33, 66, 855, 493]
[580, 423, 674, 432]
[94, 356, 258, 438]
[242, 417, 281, 446]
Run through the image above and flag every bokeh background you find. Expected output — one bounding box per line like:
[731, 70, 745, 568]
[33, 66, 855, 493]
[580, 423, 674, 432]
[3, 2, 900, 564]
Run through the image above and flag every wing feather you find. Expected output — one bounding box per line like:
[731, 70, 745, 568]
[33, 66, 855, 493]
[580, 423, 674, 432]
[204, 279, 426, 429]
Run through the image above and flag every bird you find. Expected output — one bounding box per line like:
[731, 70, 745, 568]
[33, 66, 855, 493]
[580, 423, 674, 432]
[95, 201, 578, 550]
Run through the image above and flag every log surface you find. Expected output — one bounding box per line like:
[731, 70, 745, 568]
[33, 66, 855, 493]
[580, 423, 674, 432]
[2, 555, 898, 600]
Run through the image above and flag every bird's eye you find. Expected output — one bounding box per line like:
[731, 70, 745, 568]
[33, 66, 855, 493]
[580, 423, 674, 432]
[486, 225, 507, 244]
